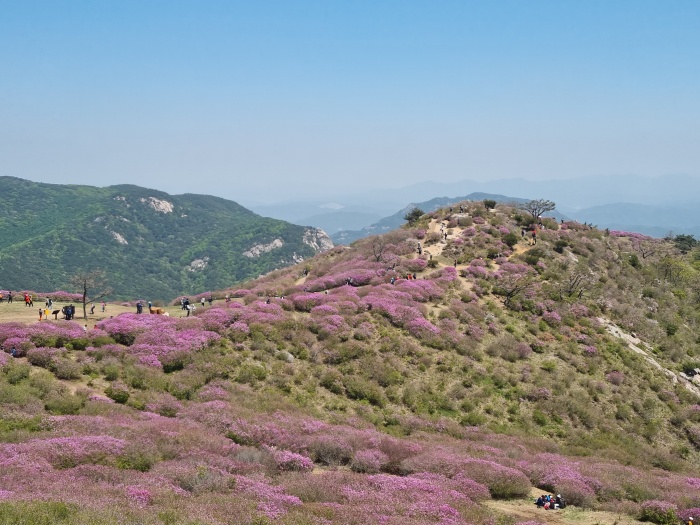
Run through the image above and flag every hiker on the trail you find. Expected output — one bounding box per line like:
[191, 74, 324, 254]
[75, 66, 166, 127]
[521, 228, 526, 238]
[47, 298, 52, 309]
[444, 232, 448, 240]
[186, 304, 192, 317]
[390, 277, 395, 285]
[201, 297, 206, 307]
[531, 230, 537, 245]
[101, 301, 106, 312]
[38, 308, 43, 321]
[148, 301, 152, 309]
[10, 346, 17, 357]
[7, 291, 12, 304]
[136, 302, 143, 314]
[90, 304, 95, 315]
[454, 259, 457, 268]
[208, 296, 213, 305]
[44, 308, 49, 319]
[413, 273, 417, 279]
[688, 517, 694, 525]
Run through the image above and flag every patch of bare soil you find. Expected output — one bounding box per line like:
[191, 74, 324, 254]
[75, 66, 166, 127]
[485, 490, 644, 525]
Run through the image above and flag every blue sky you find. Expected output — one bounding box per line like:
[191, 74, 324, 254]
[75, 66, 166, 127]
[1, 1, 698, 203]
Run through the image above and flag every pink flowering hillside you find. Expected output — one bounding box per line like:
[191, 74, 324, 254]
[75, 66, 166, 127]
[1, 200, 700, 524]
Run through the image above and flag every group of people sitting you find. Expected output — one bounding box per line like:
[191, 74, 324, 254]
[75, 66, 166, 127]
[535, 493, 566, 510]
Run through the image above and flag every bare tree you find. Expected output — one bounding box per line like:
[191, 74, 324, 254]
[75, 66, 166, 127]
[492, 266, 536, 309]
[371, 235, 391, 263]
[70, 269, 112, 319]
[519, 199, 556, 219]
[557, 268, 595, 299]
[631, 238, 657, 259]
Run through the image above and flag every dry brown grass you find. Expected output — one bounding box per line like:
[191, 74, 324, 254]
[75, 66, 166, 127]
[485, 489, 645, 525]
[0, 300, 217, 328]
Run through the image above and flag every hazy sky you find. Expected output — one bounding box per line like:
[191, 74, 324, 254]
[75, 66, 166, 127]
[1, 1, 699, 204]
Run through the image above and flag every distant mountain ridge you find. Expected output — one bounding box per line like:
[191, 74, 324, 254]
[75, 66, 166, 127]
[249, 174, 700, 242]
[331, 192, 566, 244]
[0, 177, 332, 299]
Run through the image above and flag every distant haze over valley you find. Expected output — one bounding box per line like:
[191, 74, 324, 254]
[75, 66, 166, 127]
[249, 173, 700, 240]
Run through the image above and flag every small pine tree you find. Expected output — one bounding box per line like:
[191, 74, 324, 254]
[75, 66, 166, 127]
[404, 208, 425, 226]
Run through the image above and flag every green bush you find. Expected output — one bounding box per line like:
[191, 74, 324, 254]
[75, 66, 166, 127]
[640, 502, 678, 525]
[116, 446, 157, 472]
[523, 248, 545, 266]
[343, 376, 387, 407]
[4, 362, 31, 384]
[44, 393, 85, 415]
[236, 364, 267, 385]
[320, 369, 345, 394]
[532, 410, 548, 426]
[502, 233, 519, 248]
[105, 382, 130, 404]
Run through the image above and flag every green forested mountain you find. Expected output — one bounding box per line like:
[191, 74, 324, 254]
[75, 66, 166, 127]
[0, 177, 332, 299]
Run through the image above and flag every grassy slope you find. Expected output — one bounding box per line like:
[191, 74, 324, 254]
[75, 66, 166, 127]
[1, 200, 700, 524]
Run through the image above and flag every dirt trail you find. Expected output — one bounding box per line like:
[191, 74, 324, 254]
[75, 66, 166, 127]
[0, 300, 224, 328]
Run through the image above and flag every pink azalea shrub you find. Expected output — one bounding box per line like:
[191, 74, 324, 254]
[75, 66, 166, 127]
[125, 486, 153, 507]
[350, 449, 389, 473]
[640, 500, 678, 525]
[606, 371, 625, 386]
[265, 447, 314, 472]
[542, 311, 562, 326]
